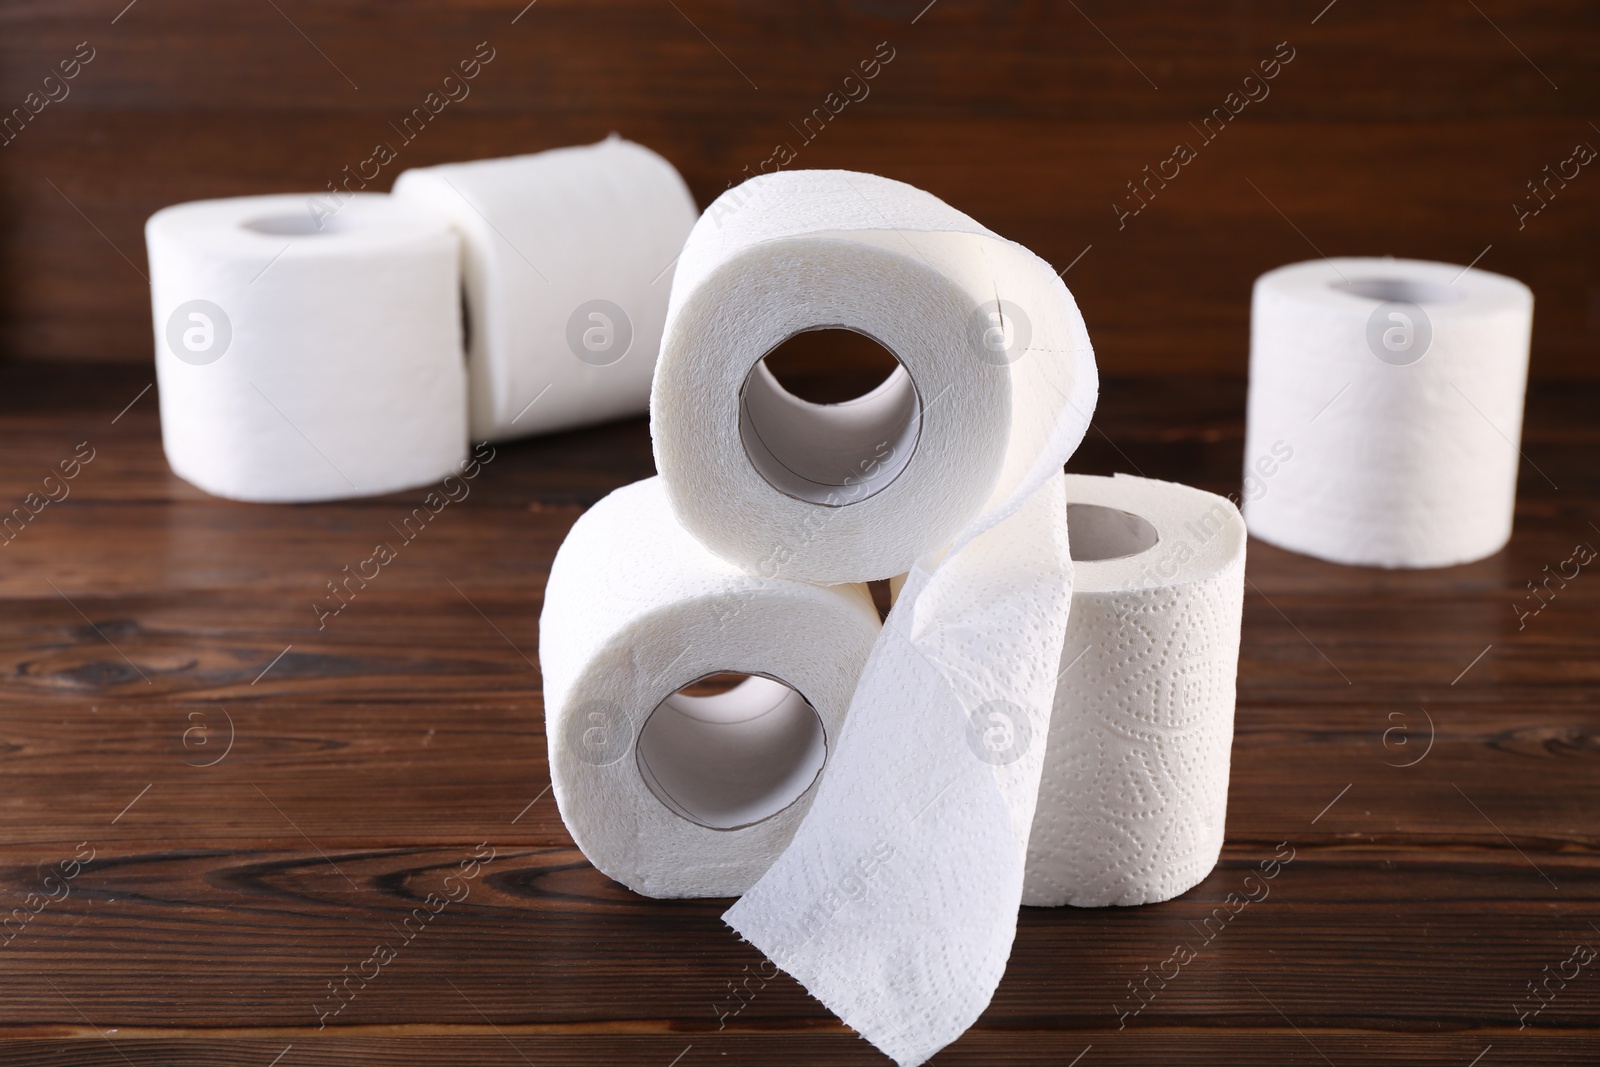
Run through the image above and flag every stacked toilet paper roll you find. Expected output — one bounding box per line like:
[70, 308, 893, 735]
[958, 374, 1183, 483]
[646, 169, 1097, 1065]
[651, 173, 1097, 584]
[394, 136, 698, 442]
[147, 192, 467, 502]
[1025, 473, 1246, 908]
[1244, 257, 1534, 568]
[540, 476, 882, 897]
[540, 170, 1259, 1065]
[546, 470, 1248, 915]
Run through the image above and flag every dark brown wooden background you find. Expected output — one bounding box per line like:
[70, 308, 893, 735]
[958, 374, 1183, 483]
[1, 0, 1597, 377]
[2, 3, 1599, 1066]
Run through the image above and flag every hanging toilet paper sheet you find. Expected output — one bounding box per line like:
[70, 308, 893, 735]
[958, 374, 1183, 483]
[1244, 257, 1533, 568]
[1024, 473, 1246, 908]
[649, 170, 1098, 1066]
[393, 136, 697, 442]
[146, 192, 466, 503]
[539, 476, 881, 898]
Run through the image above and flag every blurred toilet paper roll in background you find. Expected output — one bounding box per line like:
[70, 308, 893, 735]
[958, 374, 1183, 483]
[539, 476, 881, 898]
[1025, 473, 1246, 909]
[147, 192, 466, 503]
[652, 170, 1097, 585]
[393, 136, 697, 442]
[1244, 257, 1533, 568]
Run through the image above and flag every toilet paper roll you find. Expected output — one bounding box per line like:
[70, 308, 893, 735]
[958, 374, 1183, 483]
[688, 172, 1098, 1066]
[653, 172, 1098, 585]
[146, 192, 466, 503]
[1244, 257, 1533, 568]
[393, 137, 697, 442]
[1024, 473, 1246, 908]
[539, 476, 882, 898]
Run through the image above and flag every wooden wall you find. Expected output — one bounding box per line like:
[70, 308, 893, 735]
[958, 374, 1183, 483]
[1, 0, 1595, 377]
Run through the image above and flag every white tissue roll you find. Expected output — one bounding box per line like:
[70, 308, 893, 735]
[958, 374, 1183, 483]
[393, 137, 697, 442]
[653, 170, 1096, 584]
[710, 172, 1098, 1067]
[539, 476, 881, 898]
[1024, 474, 1246, 908]
[146, 193, 466, 503]
[1244, 257, 1533, 568]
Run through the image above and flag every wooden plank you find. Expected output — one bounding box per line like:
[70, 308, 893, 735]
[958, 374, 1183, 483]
[0, 362, 1594, 1059]
[0, 841, 1596, 1032]
[0, 690, 1597, 846]
[1, 0, 1596, 373]
[0, 1033, 1593, 1067]
[2, 1, 1593, 119]
[8, 114, 1597, 374]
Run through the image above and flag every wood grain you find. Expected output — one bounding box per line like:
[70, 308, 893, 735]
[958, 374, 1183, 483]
[3, 4, 1598, 1061]
[1, 1, 1597, 376]
[0, 359, 1596, 1063]
[0, 841, 1596, 1028]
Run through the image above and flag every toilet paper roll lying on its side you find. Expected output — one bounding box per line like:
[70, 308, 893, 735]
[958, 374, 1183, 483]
[1024, 473, 1246, 908]
[393, 137, 697, 442]
[147, 193, 466, 503]
[1244, 257, 1533, 568]
[654, 171, 1097, 585]
[539, 476, 881, 898]
[681, 171, 1097, 1067]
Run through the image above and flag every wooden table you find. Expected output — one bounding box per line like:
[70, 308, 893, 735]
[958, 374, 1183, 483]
[0, 361, 1595, 1065]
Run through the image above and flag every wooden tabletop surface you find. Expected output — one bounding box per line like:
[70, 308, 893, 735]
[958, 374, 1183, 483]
[0, 360, 1596, 1065]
